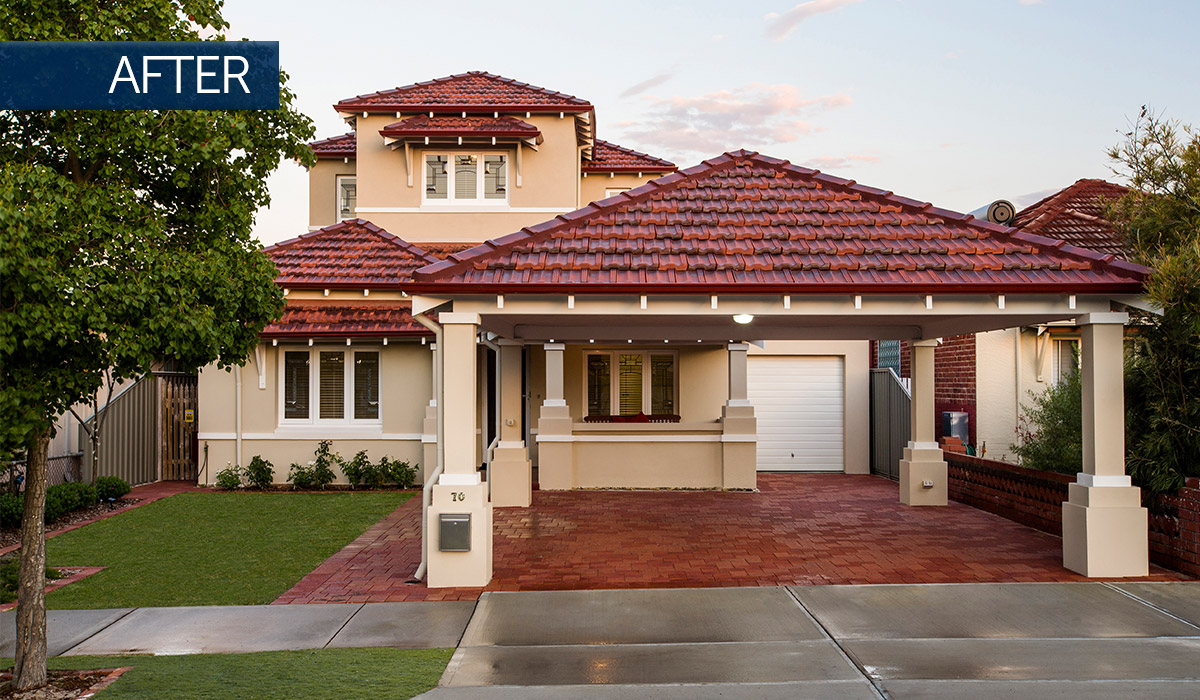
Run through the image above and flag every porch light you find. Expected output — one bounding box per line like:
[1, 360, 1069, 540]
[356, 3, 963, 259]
[733, 314, 755, 325]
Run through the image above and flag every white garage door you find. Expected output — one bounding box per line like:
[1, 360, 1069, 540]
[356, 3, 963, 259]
[747, 356, 844, 472]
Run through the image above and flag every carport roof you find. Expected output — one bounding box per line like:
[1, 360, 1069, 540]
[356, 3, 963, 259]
[411, 151, 1150, 295]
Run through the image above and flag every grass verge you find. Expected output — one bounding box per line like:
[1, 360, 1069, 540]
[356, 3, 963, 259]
[44, 492, 409, 608]
[3, 647, 450, 699]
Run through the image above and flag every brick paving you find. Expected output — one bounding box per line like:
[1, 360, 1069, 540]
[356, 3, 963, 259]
[273, 474, 1185, 604]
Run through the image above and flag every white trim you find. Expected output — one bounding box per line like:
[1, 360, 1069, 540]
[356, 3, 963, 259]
[583, 348, 679, 419]
[721, 435, 757, 443]
[1076, 312, 1129, 326]
[726, 399, 752, 407]
[542, 399, 567, 407]
[536, 434, 724, 443]
[438, 473, 481, 486]
[277, 346, 383, 429]
[421, 434, 437, 444]
[198, 432, 421, 441]
[909, 441, 941, 450]
[497, 440, 526, 449]
[421, 151, 509, 206]
[1076, 473, 1132, 488]
[336, 175, 357, 221]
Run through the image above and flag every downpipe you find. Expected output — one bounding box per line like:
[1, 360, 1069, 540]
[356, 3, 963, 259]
[412, 312, 444, 582]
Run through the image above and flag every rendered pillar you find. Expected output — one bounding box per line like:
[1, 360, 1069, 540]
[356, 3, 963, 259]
[421, 342, 438, 486]
[490, 341, 532, 507]
[426, 313, 492, 588]
[899, 339, 947, 505]
[721, 343, 757, 489]
[536, 343, 574, 490]
[1063, 312, 1147, 577]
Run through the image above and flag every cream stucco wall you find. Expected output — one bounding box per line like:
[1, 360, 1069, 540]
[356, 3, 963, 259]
[748, 340, 871, 475]
[974, 328, 1056, 463]
[197, 340, 433, 485]
[308, 160, 356, 229]
[578, 171, 664, 207]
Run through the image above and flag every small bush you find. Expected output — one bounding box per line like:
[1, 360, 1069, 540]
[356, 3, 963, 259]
[244, 456, 275, 490]
[215, 464, 243, 490]
[287, 462, 315, 490]
[0, 493, 22, 529]
[1013, 363, 1082, 475]
[0, 557, 63, 604]
[340, 450, 373, 488]
[43, 482, 98, 524]
[95, 476, 132, 501]
[384, 457, 417, 489]
[309, 441, 338, 490]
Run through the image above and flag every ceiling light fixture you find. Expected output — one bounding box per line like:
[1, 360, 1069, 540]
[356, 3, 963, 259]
[733, 314, 755, 325]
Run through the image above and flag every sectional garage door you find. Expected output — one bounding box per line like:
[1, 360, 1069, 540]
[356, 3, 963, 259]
[747, 356, 845, 472]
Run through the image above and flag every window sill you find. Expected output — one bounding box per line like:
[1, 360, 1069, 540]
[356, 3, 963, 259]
[583, 415, 681, 424]
[573, 421, 721, 433]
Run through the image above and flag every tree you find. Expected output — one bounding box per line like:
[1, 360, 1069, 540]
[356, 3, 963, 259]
[1107, 109, 1200, 493]
[0, 1, 314, 689]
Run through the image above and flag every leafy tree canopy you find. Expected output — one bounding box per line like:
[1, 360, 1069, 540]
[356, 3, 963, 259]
[0, 0, 315, 458]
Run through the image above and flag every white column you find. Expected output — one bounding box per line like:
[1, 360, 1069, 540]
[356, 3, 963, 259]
[420, 342, 438, 485]
[490, 341, 532, 507]
[899, 339, 947, 505]
[1062, 312, 1147, 577]
[721, 343, 756, 489]
[426, 312, 491, 588]
[537, 343, 574, 490]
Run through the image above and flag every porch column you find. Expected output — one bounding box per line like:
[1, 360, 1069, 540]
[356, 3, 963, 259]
[420, 342, 438, 486]
[899, 339, 947, 506]
[426, 313, 492, 588]
[721, 343, 757, 489]
[490, 341, 532, 507]
[537, 343, 574, 490]
[1063, 312, 1147, 576]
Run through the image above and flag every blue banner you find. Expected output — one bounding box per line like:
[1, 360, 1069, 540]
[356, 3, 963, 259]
[0, 41, 280, 110]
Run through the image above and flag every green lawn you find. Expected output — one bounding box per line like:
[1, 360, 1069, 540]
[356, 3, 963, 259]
[44, 492, 410, 609]
[6, 648, 452, 699]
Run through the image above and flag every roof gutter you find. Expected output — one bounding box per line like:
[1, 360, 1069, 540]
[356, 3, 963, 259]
[411, 312, 444, 583]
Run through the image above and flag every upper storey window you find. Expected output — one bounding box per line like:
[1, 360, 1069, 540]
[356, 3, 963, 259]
[337, 176, 356, 220]
[424, 153, 507, 203]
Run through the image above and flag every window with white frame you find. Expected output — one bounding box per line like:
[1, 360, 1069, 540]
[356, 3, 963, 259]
[585, 350, 677, 418]
[1051, 338, 1080, 385]
[424, 153, 507, 203]
[281, 348, 380, 424]
[336, 176, 356, 221]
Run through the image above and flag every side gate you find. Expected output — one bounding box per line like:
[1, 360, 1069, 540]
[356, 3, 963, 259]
[869, 368, 911, 481]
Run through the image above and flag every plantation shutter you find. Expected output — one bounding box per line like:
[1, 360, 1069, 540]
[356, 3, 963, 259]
[650, 354, 675, 415]
[283, 351, 310, 419]
[618, 354, 643, 415]
[354, 352, 379, 420]
[454, 155, 478, 199]
[319, 352, 345, 419]
[586, 354, 611, 416]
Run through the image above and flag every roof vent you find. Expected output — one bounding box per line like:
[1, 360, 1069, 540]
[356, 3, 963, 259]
[985, 200, 1016, 225]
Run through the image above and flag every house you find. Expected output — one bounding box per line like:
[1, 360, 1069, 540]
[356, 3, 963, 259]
[197, 73, 1151, 587]
[871, 179, 1133, 461]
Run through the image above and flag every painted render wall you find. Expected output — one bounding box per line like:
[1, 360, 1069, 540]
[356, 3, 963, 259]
[308, 159, 356, 230]
[196, 340, 432, 485]
[974, 328, 1054, 463]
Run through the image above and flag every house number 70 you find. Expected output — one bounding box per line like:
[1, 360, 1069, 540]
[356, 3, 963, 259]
[451, 492, 466, 502]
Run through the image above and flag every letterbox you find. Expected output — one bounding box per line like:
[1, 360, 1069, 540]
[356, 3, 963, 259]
[438, 513, 471, 552]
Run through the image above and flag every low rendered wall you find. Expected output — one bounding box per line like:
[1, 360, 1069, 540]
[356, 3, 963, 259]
[946, 452, 1200, 578]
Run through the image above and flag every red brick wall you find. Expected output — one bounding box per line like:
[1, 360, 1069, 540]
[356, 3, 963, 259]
[946, 452, 1200, 578]
[935, 334, 976, 446]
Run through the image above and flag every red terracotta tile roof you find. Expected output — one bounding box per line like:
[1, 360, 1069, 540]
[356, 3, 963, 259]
[583, 140, 676, 173]
[380, 115, 540, 139]
[264, 220, 438, 289]
[335, 71, 592, 114]
[310, 132, 355, 159]
[412, 151, 1149, 295]
[261, 302, 428, 338]
[1011, 179, 1131, 258]
[418, 242, 480, 260]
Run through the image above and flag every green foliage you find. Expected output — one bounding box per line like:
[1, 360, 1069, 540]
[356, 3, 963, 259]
[214, 465, 243, 491]
[0, 0, 315, 461]
[0, 558, 63, 604]
[44, 492, 409, 608]
[286, 463, 314, 491]
[309, 441, 337, 490]
[384, 457, 418, 489]
[1012, 366, 1083, 475]
[244, 456, 275, 490]
[1108, 111, 1200, 493]
[339, 452, 416, 489]
[95, 476, 131, 502]
[43, 482, 99, 524]
[0, 493, 21, 528]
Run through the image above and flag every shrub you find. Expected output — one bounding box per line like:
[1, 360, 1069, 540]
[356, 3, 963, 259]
[43, 482, 98, 524]
[95, 476, 132, 501]
[383, 457, 417, 489]
[309, 441, 338, 490]
[215, 464, 243, 490]
[244, 456, 275, 490]
[287, 462, 313, 490]
[0, 493, 22, 528]
[1012, 363, 1082, 475]
[340, 450, 374, 488]
[0, 557, 62, 604]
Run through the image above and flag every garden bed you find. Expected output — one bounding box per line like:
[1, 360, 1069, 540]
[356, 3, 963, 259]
[0, 499, 139, 551]
[0, 666, 128, 700]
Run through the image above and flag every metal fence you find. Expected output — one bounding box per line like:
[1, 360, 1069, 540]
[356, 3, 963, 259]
[80, 375, 159, 486]
[869, 368, 911, 481]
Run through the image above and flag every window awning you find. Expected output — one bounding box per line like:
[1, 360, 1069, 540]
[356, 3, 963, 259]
[380, 115, 543, 148]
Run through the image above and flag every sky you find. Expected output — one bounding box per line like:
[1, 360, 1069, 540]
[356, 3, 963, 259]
[222, 0, 1200, 246]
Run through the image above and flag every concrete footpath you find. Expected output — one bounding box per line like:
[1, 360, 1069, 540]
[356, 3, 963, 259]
[2, 582, 1198, 699]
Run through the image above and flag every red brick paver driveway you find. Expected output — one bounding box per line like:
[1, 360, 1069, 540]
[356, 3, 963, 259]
[273, 474, 1184, 604]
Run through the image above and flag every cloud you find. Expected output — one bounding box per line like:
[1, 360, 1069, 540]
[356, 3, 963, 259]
[619, 82, 853, 157]
[765, 0, 864, 41]
[803, 154, 881, 171]
[619, 71, 677, 99]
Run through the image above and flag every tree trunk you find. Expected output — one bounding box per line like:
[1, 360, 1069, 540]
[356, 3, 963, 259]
[14, 425, 50, 691]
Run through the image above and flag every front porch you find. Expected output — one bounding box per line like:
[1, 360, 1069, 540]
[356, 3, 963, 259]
[274, 474, 1184, 604]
